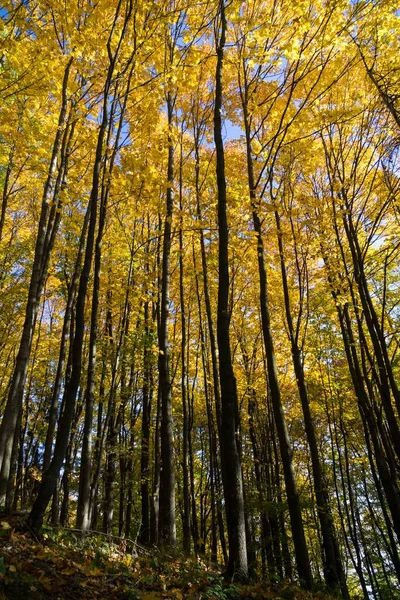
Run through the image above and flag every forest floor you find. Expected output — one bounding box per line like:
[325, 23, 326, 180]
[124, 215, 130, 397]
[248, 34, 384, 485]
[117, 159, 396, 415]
[0, 516, 336, 599]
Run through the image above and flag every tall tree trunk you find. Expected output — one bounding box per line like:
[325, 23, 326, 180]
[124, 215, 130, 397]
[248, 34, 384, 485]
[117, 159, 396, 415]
[178, 142, 191, 555]
[60, 386, 84, 527]
[139, 300, 152, 545]
[150, 385, 161, 546]
[158, 91, 176, 546]
[90, 341, 108, 529]
[214, 0, 248, 581]
[342, 204, 400, 450]
[150, 218, 162, 546]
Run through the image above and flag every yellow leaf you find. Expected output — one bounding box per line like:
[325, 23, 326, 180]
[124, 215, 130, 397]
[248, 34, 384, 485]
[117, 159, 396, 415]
[86, 567, 103, 577]
[123, 555, 133, 568]
[8, 565, 16, 573]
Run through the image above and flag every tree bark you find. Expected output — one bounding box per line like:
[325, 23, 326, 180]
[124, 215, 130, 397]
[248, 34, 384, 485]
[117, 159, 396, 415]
[214, 0, 248, 582]
[139, 300, 152, 545]
[158, 91, 176, 546]
[178, 141, 191, 555]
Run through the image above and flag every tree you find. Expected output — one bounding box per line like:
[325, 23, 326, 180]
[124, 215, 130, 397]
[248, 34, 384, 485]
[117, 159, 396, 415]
[214, 0, 248, 582]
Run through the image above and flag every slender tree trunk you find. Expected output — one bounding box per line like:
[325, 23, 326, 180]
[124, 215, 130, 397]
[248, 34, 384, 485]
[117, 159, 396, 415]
[158, 91, 176, 546]
[60, 386, 84, 527]
[0, 144, 15, 243]
[194, 133, 227, 563]
[90, 344, 108, 529]
[139, 300, 152, 545]
[214, 1, 247, 581]
[187, 360, 201, 555]
[150, 219, 162, 546]
[150, 385, 161, 546]
[178, 144, 191, 555]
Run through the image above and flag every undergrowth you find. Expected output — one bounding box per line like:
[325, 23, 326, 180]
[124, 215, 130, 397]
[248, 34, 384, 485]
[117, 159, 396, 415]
[0, 516, 341, 599]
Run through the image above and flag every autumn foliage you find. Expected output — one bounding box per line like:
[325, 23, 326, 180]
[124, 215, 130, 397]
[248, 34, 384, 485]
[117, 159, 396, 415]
[0, 0, 400, 598]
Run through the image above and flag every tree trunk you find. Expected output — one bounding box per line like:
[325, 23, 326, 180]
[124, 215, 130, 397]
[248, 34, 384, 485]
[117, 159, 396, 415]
[139, 300, 152, 546]
[178, 143, 191, 555]
[158, 91, 176, 546]
[0, 144, 15, 243]
[150, 385, 161, 546]
[214, 1, 248, 582]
